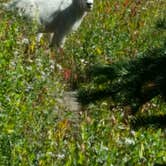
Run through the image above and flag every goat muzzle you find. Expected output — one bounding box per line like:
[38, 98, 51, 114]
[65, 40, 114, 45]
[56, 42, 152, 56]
[86, 2, 93, 11]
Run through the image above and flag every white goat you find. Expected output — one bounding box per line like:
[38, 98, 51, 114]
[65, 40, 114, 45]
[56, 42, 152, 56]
[2, 0, 94, 48]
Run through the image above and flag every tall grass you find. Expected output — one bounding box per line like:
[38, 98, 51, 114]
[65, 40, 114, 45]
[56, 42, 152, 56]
[0, 0, 166, 165]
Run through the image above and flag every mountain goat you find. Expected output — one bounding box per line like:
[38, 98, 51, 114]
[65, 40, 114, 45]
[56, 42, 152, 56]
[2, 0, 94, 48]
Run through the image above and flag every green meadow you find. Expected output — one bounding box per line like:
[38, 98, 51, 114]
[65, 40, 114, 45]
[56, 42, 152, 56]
[0, 0, 166, 165]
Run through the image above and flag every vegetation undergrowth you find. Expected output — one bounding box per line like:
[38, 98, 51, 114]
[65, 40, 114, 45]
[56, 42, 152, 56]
[0, 0, 166, 165]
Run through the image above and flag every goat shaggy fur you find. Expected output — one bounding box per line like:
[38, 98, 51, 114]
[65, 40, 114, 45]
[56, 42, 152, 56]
[2, 0, 94, 48]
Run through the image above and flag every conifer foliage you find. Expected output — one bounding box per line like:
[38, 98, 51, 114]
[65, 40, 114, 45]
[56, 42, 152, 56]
[78, 19, 166, 113]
